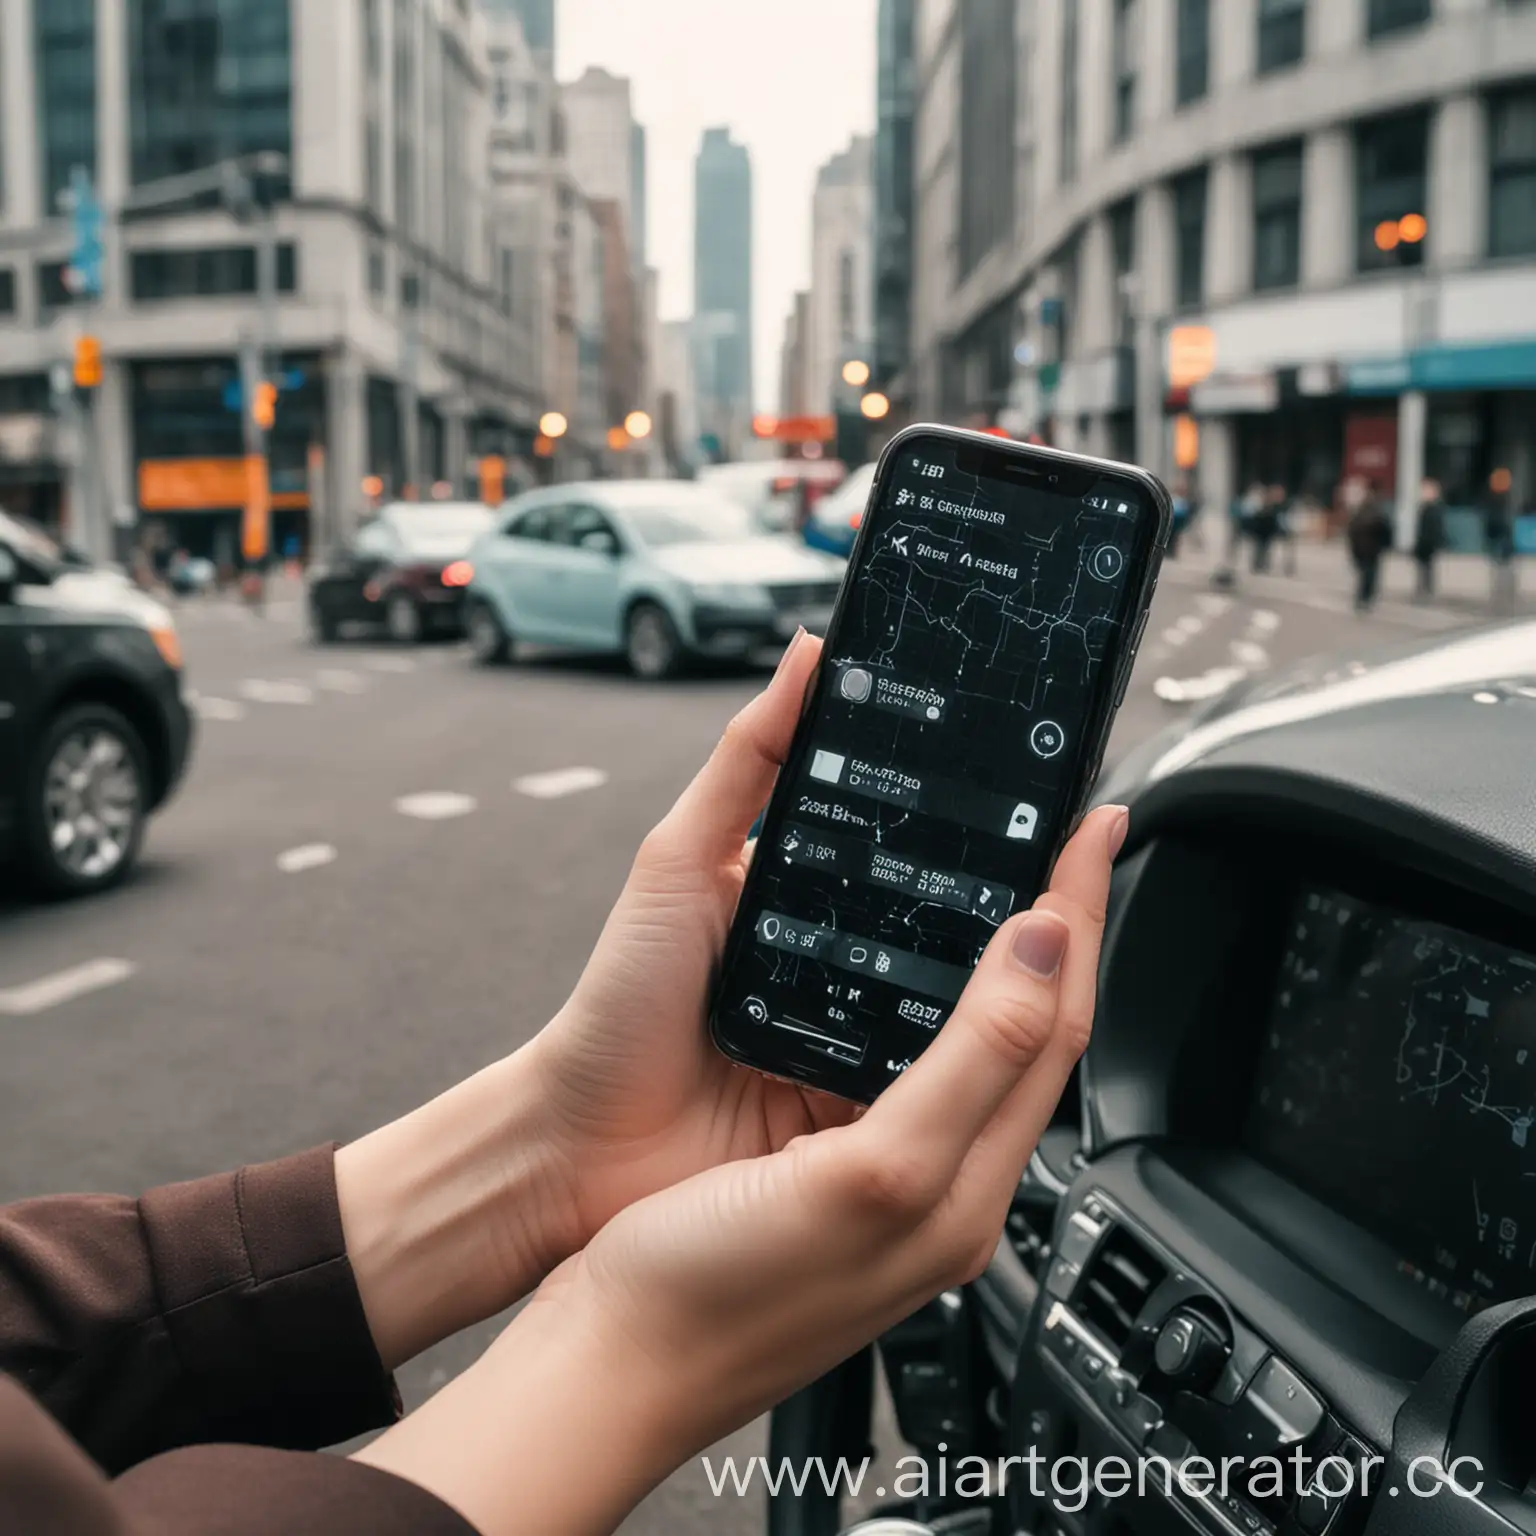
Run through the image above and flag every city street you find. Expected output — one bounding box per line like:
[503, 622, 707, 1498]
[0, 551, 1514, 1534]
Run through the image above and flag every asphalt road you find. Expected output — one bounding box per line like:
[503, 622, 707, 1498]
[0, 546, 1484, 1534]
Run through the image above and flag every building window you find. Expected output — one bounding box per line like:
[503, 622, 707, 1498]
[1173, 167, 1208, 309]
[394, 0, 417, 236]
[1175, 0, 1210, 106]
[1256, 0, 1306, 74]
[0, 270, 15, 317]
[36, 0, 98, 214]
[129, 243, 299, 300]
[367, 240, 387, 298]
[1111, 0, 1139, 145]
[1356, 110, 1428, 271]
[1109, 199, 1137, 345]
[128, 0, 293, 191]
[958, 0, 1016, 276]
[1060, 0, 1079, 184]
[1253, 141, 1304, 290]
[838, 249, 857, 338]
[1490, 88, 1536, 257]
[1367, 0, 1432, 39]
[36, 260, 76, 314]
[500, 247, 515, 315]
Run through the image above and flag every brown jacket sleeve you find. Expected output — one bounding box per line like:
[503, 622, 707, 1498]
[0, 1146, 478, 1535]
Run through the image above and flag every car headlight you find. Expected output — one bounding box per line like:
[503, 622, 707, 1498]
[149, 623, 183, 670]
[688, 581, 773, 609]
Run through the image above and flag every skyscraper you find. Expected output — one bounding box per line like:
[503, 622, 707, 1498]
[484, 0, 555, 59]
[693, 128, 754, 448]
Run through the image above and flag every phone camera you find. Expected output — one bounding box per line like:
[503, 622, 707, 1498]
[1048, 474, 1059, 484]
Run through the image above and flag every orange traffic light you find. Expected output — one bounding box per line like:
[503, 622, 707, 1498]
[1374, 220, 1401, 253]
[252, 380, 278, 431]
[1398, 212, 1427, 244]
[73, 335, 102, 389]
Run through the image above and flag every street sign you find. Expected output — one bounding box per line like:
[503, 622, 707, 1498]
[1168, 325, 1217, 389]
[67, 168, 104, 299]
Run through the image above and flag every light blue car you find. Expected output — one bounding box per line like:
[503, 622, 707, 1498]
[462, 480, 849, 679]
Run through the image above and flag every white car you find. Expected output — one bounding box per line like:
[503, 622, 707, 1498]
[462, 480, 848, 679]
[697, 459, 847, 533]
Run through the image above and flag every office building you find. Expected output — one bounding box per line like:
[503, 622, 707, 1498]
[803, 136, 874, 418]
[561, 68, 646, 272]
[694, 127, 754, 455]
[909, 0, 1536, 534]
[873, 0, 917, 398]
[483, 0, 554, 61]
[0, 0, 539, 559]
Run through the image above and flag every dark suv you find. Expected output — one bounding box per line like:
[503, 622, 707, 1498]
[0, 514, 194, 897]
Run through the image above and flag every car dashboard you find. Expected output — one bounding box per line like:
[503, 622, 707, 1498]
[968, 678, 1536, 1536]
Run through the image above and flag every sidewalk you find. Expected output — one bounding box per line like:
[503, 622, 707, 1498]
[1164, 531, 1531, 623]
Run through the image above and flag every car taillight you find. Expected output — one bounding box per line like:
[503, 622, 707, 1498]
[442, 560, 474, 588]
[849, 512, 862, 529]
[363, 580, 383, 602]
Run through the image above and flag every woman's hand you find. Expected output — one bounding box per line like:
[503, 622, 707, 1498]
[353, 804, 1124, 1536]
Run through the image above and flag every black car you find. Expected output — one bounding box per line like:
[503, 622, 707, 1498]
[308, 501, 494, 644]
[0, 513, 194, 897]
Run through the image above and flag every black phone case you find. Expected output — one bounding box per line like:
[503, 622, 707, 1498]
[708, 424, 1173, 1103]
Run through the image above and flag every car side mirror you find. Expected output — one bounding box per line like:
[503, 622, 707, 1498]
[579, 530, 621, 557]
[0, 547, 16, 602]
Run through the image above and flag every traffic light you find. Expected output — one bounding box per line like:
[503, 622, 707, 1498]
[73, 335, 102, 389]
[252, 380, 278, 431]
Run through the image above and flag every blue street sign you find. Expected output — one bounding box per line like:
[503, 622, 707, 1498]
[223, 369, 306, 413]
[69, 167, 104, 299]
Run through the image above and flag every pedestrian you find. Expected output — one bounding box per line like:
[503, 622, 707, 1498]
[1168, 475, 1194, 558]
[0, 632, 1123, 1536]
[1250, 485, 1281, 574]
[1348, 479, 1394, 612]
[1412, 476, 1447, 600]
[1269, 484, 1299, 576]
[1484, 468, 1518, 611]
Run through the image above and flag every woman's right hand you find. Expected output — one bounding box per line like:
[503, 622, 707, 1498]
[354, 803, 1123, 1536]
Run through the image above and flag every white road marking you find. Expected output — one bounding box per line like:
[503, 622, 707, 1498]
[1174, 614, 1205, 636]
[395, 791, 477, 820]
[240, 679, 315, 705]
[1153, 666, 1247, 704]
[277, 843, 339, 873]
[1249, 609, 1282, 634]
[315, 668, 369, 694]
[1195, 594, 1234, 617]
[0, 958, 138, 1016]
[514, 766, 610, 800]
[1161, 627, 1190, 647]
[190, 695, 247, 722]
[1230, 640, 1270, 669]
[365, 655, 417, 674]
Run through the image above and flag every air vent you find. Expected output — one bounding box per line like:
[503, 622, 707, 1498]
[1077, 1225, 1167, 1354]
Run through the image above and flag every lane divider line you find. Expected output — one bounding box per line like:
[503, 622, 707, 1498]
[514, 767, 610, 800]
[0, 958, 139, 1016]
[277, 843, 339, 874]
[395, 791, 478, 821]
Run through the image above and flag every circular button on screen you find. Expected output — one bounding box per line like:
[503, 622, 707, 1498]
[1030, 720, 1067, 759]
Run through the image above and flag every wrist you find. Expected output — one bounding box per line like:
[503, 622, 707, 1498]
[353, 1271, 689, 1536]
[335, 1042, 584, 1369]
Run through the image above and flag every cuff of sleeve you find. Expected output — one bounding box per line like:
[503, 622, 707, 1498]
[116, 1444, 480, 1536]
[138, 1146, 401, 1451]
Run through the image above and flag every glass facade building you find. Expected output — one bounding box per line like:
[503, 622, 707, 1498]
[128, 0, 293, 190]
[36, 0, 98, 214]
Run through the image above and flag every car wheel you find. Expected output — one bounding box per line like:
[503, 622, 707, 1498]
[626, 601, 683, 681]
[466, 598, 512, 665]
[21, 704, 150, 898]
[385, 592, 423, 644]
[310, 602, 340, 644]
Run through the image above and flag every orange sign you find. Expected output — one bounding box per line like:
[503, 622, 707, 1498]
[1173, 414, 1200, 469]
[241, 454, 270, 561]
[479, 454, 506, 504]
[1167, 326, 1217, 390]
[139, 458, 251, 511]
[767, 415, 836, 444]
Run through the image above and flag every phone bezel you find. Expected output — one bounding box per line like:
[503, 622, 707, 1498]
[707, 424, 1174, 1103]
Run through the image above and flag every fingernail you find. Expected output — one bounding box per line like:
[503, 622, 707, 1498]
[1012, 913, 1069, 979]
[1107, 807, 1130, 861]
[775, 627, 807, 675]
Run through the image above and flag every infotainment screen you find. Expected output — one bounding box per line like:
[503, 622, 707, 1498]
[1247, 886, 1536, 1312]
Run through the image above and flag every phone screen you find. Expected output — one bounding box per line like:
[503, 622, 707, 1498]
[710, 431, 1165, 1103]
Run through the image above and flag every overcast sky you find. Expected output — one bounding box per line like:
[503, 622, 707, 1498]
[557, 0, 879, 411]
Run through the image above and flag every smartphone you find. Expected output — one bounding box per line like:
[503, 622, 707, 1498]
[708, 425, 1170, 1104]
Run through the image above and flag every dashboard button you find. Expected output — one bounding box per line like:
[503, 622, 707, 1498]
[1081, 1354, 1105, 1380]
[1244, 1357, 1324, 1446]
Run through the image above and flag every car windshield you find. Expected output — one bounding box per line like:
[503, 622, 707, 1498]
[0, 510, 63, 574]
[613, 488, 760, 547]
[385, 506, 493, 559]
